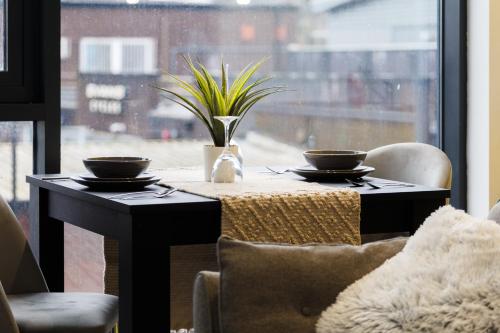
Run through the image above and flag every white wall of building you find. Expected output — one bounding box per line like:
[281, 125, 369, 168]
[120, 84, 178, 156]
[327, 0, 437, 45]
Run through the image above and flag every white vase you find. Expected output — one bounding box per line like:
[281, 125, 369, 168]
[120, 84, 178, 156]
[203, 144, 242, 182]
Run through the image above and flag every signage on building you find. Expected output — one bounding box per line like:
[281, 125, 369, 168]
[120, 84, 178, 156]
[85, 83, 127, 115]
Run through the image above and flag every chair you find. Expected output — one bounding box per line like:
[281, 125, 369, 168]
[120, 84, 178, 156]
[364, 142, 452, 189]
[488, 201, 500, 222]
[361, 142, 452, 243]
[0, 194, 118, 333]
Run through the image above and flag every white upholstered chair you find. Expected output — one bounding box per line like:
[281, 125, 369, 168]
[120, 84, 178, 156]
[0, 194, 118, 333]
[364, 142, 452, 189]
[488, 202, 500, 224]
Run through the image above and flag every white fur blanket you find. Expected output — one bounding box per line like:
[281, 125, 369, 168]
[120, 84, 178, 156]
[317, 206, 500, 333]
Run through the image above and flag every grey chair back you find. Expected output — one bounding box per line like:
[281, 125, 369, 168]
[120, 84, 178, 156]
[0, 282, 19, 333]
[488, 202, 500, 224]
[0, 194, 47, 294]
[364, 142, 452, 189]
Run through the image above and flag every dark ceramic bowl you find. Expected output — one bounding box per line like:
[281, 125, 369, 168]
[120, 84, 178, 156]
[83, 157, 151, 178]
[303, 150, 367, 170]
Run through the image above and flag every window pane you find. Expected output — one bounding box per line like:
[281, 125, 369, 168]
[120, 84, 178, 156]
[80, 39, 112, 73]
[61, 37, 72, 60]
[61, 0, 439, 291]
[0, 0, 5, 71]
[121, 39, 155, 74]
[122, 44, 145, 73]
[0, 122, 33, 237]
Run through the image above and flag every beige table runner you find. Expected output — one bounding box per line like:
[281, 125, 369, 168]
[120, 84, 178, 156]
[156, 168, 361, 244]
[104, 168, 361, 329]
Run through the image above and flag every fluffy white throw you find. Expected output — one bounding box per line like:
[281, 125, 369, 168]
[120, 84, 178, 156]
[317, 206, 500, 333]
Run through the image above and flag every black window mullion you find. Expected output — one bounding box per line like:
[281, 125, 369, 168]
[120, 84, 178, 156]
[440, 0, 467, 209]
[0, 0, 23, 84]
[34, 0, 60, 175]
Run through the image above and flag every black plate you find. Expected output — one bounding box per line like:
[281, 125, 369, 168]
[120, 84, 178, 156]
[79, 173, 155, 182]
[71, 176, 161, 191]
[291, 166, 375, 181]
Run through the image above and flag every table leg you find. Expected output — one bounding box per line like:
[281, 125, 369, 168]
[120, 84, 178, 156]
[119, 224, 171, 333]
[29, 185, 65, 292]
[410, 198, 447, 234]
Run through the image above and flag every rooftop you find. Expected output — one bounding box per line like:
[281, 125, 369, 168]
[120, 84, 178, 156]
[60, 0, 361, 9]
[61, 0, 302, 7]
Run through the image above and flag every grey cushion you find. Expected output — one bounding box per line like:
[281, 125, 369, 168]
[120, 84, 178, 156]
[193, 271, 220, 333]
[217, 236, 407, 333]
[8, 293, 118, 333]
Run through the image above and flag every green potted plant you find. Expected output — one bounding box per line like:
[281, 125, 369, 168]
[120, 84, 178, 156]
[155, 56, 284, 181]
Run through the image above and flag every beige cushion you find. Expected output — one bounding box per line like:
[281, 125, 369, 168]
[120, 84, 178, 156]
[217, 236, 406, 333]
[8, 292, 118, 333]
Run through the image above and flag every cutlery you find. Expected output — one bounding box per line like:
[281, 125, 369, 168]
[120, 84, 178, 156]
[345, 178, 381, 189]
[265, 166, 292, 174]
[361, 180, 415, 187]
[346, 178, 415, 189]
[345, 178, 364, 187]
[119, 187, 178, 200]
[107, 190, 159, 199]
[265, 166, 310, 174]
[107, 188, 165, 199]
[157, 183, 176, 189]
[41, 176, 71, 181]
[365, 181, 382, 189]
[106, 184, 176, 200]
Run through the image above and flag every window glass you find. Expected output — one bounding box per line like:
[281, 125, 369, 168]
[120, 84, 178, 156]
[62, 0, 439, 166]
[61, 0, 439, 291]
[80, 39, 112, 73]
[0, 0, 5, 71]
[0, 122, 33, 237]
[61, 37, 72, 60]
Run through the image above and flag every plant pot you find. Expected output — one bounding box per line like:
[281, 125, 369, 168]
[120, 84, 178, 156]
[203, 144, 242, 182]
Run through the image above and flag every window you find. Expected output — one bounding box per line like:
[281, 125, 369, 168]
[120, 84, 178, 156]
[79, 37, 156, 74]
[0, 0, 464, 300]
[0, 1, 48, 102]
[59, 0, 453, 292]
[0, 2, 59, 236]
[65, 1, 440, 167]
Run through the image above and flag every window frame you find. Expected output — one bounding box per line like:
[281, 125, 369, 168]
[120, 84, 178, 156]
[440, 0, 467, 209]
[0, 0, 23, 84]
[0, 0, 43, 103]
[0, 1, 61, 173]
[0, 0, 466, 207]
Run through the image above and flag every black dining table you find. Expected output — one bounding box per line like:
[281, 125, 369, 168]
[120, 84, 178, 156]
[27, 172, 449, 333]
